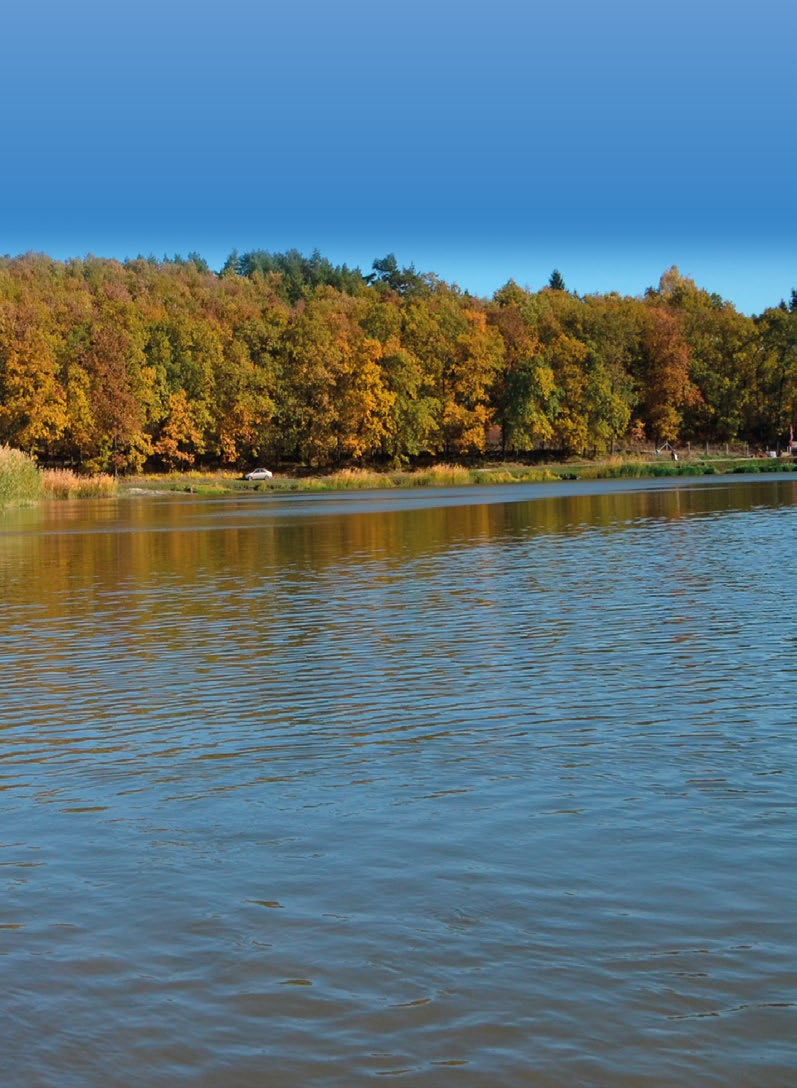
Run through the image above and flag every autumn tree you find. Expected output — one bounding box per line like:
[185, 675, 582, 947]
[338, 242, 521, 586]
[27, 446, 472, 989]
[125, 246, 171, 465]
[153, 389, 203, 469]
[490, 282, 555, 454]
[752, 305, 797, 444]
[278, 288, 392, 465]
[0, 302, 67, 457]
[639, 304, 700, 445]
[578, 294, 641, 453]
[72, 318, 151, 473]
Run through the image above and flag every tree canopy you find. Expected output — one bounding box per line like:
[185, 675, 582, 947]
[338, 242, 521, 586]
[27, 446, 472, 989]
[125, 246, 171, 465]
[0, 252, 794, 472]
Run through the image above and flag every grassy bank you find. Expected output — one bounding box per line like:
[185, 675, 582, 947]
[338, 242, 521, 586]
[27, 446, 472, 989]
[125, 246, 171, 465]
[4, 449, 794, 508]
[120, 455, 797, 497]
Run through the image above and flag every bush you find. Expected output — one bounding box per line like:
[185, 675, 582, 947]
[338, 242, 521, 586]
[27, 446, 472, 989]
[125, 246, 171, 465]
[0, 446, 43, 505]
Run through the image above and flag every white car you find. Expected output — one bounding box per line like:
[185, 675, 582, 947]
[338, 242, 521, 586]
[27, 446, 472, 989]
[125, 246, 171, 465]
[244, 468, 273, 480]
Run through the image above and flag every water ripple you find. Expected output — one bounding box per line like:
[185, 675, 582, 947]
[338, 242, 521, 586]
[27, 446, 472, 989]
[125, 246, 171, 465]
[2, 481, 797, 1085]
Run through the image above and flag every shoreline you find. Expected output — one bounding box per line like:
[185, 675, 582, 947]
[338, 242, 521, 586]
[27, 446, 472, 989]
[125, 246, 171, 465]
[5, 454, 797, 509]
[119, 455, 797, 498]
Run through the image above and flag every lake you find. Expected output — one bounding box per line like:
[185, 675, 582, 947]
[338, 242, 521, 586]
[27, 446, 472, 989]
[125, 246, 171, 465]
[2, 475, 797, 1086]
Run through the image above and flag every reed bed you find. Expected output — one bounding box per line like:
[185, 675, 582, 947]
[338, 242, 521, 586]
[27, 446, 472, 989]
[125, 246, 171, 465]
[0, 446, 43, 505]
[399, 463, 472, 487]
[41, 469, 118, 498]
[324, 468, 396, 489]
[575, 459, 716, 480]
[470, 466, 559, 485]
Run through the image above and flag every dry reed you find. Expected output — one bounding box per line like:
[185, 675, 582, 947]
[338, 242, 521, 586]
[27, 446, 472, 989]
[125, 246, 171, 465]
[41, 469, 118, 499]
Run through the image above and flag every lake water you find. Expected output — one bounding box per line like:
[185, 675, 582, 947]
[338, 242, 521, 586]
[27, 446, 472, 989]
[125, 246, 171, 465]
[2, 476, 797, 1086]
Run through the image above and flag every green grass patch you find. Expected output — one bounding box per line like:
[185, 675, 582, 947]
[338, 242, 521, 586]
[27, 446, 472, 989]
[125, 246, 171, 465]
[729, 459, 797, 474]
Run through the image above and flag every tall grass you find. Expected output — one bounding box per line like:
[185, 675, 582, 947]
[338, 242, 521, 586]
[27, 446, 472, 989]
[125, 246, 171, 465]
[471, 466, 559, 485]
[0, 446, 43, 505]
[576, 460, 714, 480]
[401, 463, 472, 487]
[325, 468, 396, 489]
[41, 469, 118, 499]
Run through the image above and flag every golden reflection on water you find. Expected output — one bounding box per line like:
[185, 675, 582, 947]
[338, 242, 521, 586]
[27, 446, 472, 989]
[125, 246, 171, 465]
[0, 476, 782, 602]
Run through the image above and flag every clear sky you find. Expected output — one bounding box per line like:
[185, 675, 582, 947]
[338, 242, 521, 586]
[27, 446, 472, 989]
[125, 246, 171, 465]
[1, 0, 794, 313]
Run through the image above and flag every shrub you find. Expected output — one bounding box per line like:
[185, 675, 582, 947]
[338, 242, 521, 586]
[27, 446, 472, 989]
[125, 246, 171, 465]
[0, 446, 43, 505]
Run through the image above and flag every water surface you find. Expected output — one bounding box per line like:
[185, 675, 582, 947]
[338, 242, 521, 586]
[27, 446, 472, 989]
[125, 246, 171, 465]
[2, 476, 797, 1086]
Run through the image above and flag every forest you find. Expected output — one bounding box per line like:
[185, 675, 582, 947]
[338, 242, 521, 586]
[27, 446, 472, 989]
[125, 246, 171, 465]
[0, 249, 795, 474]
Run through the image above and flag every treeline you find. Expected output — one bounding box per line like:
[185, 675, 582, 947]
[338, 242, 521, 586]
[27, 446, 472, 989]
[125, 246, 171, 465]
[0, 249, 795, 473]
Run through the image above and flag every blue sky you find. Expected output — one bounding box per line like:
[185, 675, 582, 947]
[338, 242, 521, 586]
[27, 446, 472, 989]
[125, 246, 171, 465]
[2, 0, 794, 313]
